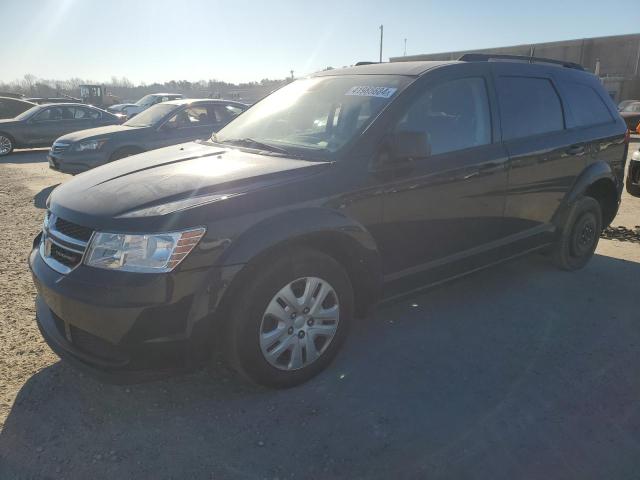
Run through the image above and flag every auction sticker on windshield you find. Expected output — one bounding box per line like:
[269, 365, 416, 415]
[345, 86, 397, 98]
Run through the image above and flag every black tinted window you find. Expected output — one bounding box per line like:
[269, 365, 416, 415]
[563, 83, 613, 127]
[396, 77, 492, 155]
[498, 76, 564, 140]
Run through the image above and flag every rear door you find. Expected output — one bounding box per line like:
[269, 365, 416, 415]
[492, 63, 584, 241]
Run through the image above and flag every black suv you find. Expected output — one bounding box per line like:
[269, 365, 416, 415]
[30, 55, 628, 387]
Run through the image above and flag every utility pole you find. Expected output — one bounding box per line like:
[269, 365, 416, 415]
[404, 38, 407, 56]
[379, 25, 384, 63]
[290, 70, 294, 80]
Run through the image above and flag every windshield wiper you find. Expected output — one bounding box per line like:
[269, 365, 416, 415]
[220, 138, 292, 156]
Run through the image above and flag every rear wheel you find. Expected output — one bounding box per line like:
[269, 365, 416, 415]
[0, 134, 14, 156]
[224, 247, 353, 388]
[552, 196, 602, 271]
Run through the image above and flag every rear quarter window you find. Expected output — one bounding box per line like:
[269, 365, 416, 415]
[497, 76, 564, 141]
[562, 82, 614, 128]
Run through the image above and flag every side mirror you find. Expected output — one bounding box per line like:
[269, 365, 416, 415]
[392, 131, 431, 160]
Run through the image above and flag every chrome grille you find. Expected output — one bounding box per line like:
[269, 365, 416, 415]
[51, 142, 70, 155]
[40, 212, 94, 274]
[54, 217, 93, 242]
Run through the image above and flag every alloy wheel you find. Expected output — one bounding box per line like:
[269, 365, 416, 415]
[0, 136, 12, 155]
[259, 276, 340, 371]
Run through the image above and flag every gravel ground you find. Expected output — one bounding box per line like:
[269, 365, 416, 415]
[0, 145, 639, 479]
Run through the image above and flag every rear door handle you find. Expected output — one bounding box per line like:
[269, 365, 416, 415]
[566, 144, 585, 156]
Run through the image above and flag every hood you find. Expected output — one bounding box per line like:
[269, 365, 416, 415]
[56, 124, 144, 143]
[0, 118, 19, 127]
[49, 141, 329, 223]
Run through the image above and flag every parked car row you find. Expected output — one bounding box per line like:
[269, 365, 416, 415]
[0, 94, 246, 161]
[48, 99, 247, 173]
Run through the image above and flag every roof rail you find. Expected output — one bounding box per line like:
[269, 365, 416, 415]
[355, 61, 380, 66]
[458, 53, 584, 71]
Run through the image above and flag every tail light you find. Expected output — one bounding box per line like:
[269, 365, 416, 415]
[636, 123, 640, 135]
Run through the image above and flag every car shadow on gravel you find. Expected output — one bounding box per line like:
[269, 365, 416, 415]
[0, 149, 49, 164]
[2, 253, 640, 479]
[34, 184, 59, 209]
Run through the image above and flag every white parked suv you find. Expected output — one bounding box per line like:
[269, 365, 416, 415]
[108, 93, 184, 118]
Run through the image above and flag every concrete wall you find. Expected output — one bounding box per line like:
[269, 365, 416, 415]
[391, 33, 640, 101]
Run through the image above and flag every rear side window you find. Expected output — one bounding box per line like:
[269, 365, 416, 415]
[563, 83, 614, 127]
[395, 77, 492, 155]
[497, 76, 564, 140]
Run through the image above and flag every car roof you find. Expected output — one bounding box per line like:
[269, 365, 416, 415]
[163, 98, 248, 107]
[313, 58, 594, 78]
[0, 96, 35, 104]
[312, 61, 457, 77]
[33, 102, 99, 109]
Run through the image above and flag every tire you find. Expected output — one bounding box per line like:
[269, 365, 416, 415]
[224, 247, 354, 388]
[626, 181, 640, 197]
[110, 147, 143, 162]
[552, 196, 602, 271]
[0, 133, 14, 156]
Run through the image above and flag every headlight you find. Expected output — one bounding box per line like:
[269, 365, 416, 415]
[632, 150, 640, 162]
[74, 139, 107, 152]
[84, 227, 205, 273]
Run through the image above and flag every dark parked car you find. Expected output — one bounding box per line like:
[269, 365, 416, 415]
[0, 103, 122, 156]
[0, 96, 36, 119]
[30, 55, 628, 387]
[48, 99, 247, 173]
[619, 101, 640, 132]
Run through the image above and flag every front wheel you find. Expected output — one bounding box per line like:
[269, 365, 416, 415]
[552, 196, 602, 271]
[0, 134, 14, 156]
[224, 247, 353, 388]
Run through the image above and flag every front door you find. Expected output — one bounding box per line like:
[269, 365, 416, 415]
[375, 67, 509, 278]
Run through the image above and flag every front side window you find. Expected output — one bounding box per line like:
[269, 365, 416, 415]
[395, 77, 492, 155]
[35, 107, 64, 121]
[214, 75, 411, 159]
[165, 106, 211, 128]
[498, 76, 564, 140]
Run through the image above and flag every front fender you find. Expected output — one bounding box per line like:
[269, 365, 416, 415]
[215, 207, 383, 317]
[218, 207, 379, 266]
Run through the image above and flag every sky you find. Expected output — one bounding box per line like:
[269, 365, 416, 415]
[0, 0, 637, 85]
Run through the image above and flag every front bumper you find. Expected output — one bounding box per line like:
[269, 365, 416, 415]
[48, 150, 108, 174]
[29, 235, 241, 383]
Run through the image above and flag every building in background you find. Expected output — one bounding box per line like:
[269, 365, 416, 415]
[391, 33, 640, 102]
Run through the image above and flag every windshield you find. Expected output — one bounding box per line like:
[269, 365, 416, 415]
[135, 94, 156, 107]
[123, 103, 178, 127]
[213, 75, 410, 159]
[15, 105, 41, 120]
